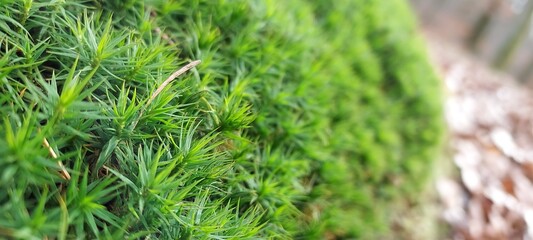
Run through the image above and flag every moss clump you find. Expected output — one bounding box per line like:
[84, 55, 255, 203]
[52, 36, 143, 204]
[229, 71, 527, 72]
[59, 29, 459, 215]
[0, 0, 442, 239]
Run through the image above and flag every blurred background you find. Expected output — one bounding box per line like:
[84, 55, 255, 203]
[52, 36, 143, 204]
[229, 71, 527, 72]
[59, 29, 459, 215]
[409, 0, 533, 239]
[411, 0, 533, 84]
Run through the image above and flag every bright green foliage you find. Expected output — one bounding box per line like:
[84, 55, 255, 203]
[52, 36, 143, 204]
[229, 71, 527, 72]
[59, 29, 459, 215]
[0, 0, 443, 239]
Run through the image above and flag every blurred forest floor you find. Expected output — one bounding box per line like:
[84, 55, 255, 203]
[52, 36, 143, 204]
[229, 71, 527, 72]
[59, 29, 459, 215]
[426, 31, 533, 240]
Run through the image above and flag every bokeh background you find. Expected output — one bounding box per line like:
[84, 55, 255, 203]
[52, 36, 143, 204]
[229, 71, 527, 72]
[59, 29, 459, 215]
[412, 0, 533, 84]
[411, 0, 533, 239]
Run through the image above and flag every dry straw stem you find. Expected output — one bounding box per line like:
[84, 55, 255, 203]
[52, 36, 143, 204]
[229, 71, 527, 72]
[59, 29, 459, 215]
[131, 60, 201, 129]
[43, 137, 71, 180]
[155, 27, 175, 45]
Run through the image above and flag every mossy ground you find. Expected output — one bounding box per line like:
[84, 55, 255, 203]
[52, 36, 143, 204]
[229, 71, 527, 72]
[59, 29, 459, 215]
[0, 0, 443, 239]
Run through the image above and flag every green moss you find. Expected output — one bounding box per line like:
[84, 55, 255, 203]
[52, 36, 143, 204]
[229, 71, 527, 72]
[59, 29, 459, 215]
[0, 0, 443, 239]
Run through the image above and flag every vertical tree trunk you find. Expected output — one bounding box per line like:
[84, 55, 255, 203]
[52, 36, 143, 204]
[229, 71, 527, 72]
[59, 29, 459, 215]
[493, 0, 533, 70]
[467, 0, 503, 52]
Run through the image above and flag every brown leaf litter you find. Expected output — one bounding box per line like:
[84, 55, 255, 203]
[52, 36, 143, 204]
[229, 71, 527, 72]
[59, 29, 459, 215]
[428, 34, 533, 240]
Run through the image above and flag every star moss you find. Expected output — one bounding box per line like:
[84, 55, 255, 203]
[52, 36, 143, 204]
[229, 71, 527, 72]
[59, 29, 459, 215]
[0, 0, 443, 239]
